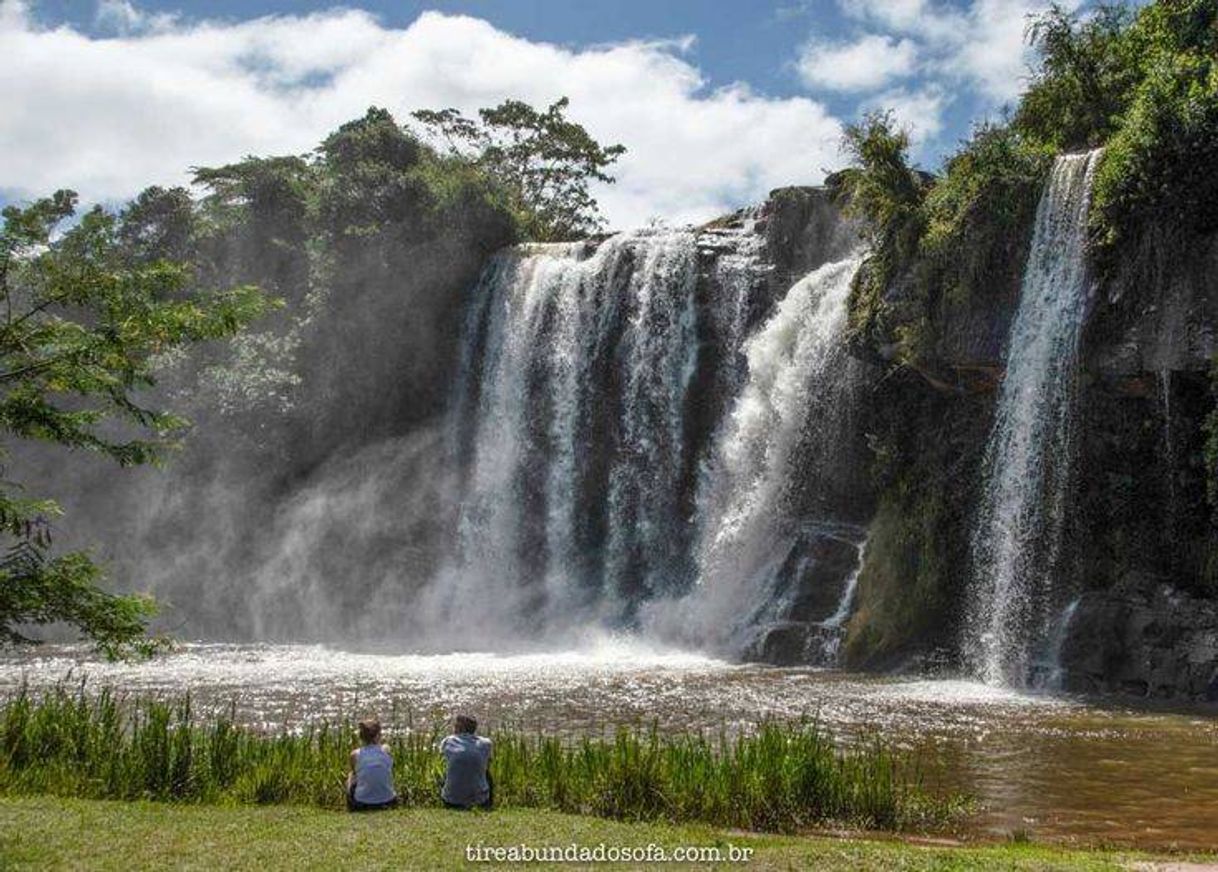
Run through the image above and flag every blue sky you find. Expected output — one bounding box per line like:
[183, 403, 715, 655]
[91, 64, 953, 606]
[2, 0, 1069, 227]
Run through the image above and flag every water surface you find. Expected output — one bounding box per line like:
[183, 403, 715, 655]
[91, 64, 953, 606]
[2, 640, 1215, 850]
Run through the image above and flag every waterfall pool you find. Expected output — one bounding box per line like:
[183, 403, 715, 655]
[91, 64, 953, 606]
[1, 641, 1215, 849]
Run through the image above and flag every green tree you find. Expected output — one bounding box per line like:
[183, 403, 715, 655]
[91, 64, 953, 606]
[837, 112, 934, 364]
[315, 108, 432, 255]
[118, 186, 198, 266]
[839, 111, 928, 256]
[1015, 3, 1141, 150]
[1091, 0, 1218, 252]
[412, 97, 626, 241]
[0, 191, 275, 656]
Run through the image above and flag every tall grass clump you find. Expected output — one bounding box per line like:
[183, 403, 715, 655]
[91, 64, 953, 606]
[0, 685, 965, 833]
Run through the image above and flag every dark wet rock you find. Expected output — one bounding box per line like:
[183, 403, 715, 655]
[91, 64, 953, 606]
[759, 186, 862, 291]
[744, 620, 844, 667]
[1085, 232, 1218, 376]
[1059, 575, 1218, 701]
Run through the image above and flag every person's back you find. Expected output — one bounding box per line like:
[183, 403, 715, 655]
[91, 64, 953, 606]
[440, 715, 492, 809]
[347, 718, 398, 811]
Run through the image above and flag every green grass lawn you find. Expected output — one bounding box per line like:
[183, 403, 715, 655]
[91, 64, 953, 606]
[0, 796, 1207, 871]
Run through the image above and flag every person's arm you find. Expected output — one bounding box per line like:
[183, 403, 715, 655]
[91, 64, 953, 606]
[346, 748, 358, 791]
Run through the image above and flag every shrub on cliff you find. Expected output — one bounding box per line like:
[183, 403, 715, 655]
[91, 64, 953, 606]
[919, 125, 1053, 309]
[1014, 3, 1143, 151]
[838, 114, 1048, 370]
[1091, 0, 1218, 262]
[836, 112, 929, 364]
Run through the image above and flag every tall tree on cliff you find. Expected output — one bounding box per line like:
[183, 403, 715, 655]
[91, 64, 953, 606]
[412, 97, 626, 241]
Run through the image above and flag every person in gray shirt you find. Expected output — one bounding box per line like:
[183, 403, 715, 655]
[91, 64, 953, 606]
[439, 714, 493, 810]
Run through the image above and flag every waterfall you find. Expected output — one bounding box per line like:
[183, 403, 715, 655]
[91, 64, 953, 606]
[1160, 369, 1178, 523]
[669, 253, 866, 653]
[1042, 596, 1080, 691]
[823, 537, 866, 629]
[442, 228, 761, 640]
[965, 150, 1102, 686]
[813, 537, 868, 663]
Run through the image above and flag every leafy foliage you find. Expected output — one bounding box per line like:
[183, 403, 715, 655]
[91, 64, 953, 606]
[839, 111, 928, 259]
[838, 114, 1047, 367]
[412, 97, 626, 241]
[919, 124, 1053, 305]
[836, 112, 930, 362]
[1015, 3, 1143, 150]
[0, 192, 275, 655]
[1091, 0, 1218, 258]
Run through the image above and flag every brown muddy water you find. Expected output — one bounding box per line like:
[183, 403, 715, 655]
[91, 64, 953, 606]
[1, 639, 1215, 850]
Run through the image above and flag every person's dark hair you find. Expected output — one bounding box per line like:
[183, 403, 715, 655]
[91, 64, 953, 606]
[453, 715, 477, 734]
[358, 718, 382, 744]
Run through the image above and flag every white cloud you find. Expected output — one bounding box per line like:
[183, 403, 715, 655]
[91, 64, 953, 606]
[836, 0, 1070, 103]
[0, 2, 846, 229]
[945, 0, 1053, 102]
[842, 0, 945, 34]
[863, 86, 947, 143]
[94, 0, 175, 35]
[796, 34, 918, 92]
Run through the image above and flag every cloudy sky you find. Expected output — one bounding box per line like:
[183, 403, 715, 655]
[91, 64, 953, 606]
[1, 0, 1079, 229]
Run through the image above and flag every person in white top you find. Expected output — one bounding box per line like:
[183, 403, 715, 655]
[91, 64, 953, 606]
[346, 717, 398, 811]
[439, 715, 493, 810]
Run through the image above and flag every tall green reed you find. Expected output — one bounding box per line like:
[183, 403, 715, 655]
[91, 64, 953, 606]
[0, 684, 965, 833]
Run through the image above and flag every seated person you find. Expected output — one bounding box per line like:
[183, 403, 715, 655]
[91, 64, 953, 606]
[439, 714, 493, 810]
[346, 717, 398, 811]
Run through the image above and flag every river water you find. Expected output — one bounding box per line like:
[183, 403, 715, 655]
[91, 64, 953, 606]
[1, 640, 1215, 850]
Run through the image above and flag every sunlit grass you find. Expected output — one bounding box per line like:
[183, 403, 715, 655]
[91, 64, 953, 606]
[0, 683, 965, 833]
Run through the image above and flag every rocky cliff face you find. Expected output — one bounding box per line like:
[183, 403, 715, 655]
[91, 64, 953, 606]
[1062, 574, 1218, 700]
[1058, 231, 1218, 699]
[824, 171, 1218, 699]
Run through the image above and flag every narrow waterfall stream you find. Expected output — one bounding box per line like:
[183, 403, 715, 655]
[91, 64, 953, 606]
[966, 150, 1103, 686]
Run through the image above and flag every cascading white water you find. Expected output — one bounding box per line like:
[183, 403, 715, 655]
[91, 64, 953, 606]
[444, 228, 759, 638]
[673, 253, 865, 652]
[445, 224, 864, 653]
[824, 537, 867, 629]
[965, 150, 1103, 686]
[605, 236, 699, 604]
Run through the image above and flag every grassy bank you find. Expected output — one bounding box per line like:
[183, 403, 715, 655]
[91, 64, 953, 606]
[0, 796, 1197, 871]
[0, 686, 961, 833]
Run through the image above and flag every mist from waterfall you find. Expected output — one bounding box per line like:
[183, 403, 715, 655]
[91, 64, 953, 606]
[965, 150, 1102, 686]
[653, 253, 866, 655]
